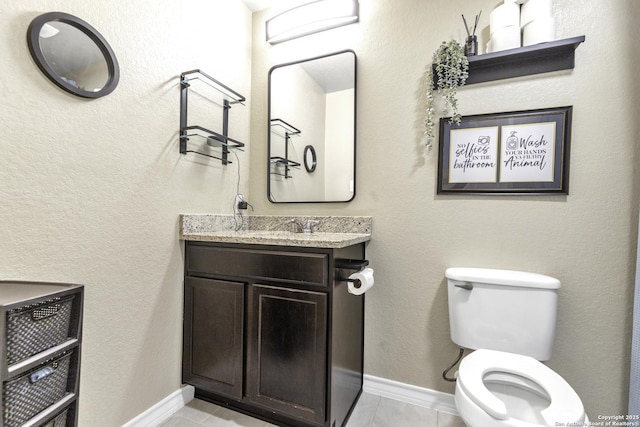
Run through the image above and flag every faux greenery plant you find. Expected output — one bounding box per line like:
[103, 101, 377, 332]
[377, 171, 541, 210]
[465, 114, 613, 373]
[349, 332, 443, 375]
[425, 40, 469, 151]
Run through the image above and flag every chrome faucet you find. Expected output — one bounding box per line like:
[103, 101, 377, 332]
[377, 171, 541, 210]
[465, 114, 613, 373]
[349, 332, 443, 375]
[290, 219, 320, 233]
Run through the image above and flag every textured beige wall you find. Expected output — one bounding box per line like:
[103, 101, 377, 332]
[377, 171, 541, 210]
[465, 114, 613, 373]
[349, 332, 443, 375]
[0, 1, 252, 425]
[250, 0, 640, 416]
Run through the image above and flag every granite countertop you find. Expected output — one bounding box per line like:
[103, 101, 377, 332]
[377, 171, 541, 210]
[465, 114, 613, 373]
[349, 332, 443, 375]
[179, 214, 372, 249]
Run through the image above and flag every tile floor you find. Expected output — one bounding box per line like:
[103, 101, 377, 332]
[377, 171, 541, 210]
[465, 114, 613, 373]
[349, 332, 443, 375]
[160, 392, 466, 427]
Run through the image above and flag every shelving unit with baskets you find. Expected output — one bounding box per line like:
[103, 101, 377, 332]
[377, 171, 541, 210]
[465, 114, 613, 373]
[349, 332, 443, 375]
[179, 70, 246, 165]
[0, 281, 83, 427]
[269, 118, 301, 179]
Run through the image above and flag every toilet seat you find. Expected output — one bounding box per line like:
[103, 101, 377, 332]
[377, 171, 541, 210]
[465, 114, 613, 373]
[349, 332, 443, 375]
[458, 349, 585, 426]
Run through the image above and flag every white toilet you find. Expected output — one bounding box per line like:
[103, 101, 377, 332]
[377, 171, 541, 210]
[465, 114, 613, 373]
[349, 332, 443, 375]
[445, 267, 588, 427]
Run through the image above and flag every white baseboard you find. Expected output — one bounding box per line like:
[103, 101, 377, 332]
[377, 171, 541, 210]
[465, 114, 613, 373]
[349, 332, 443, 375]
[363, 374, 458, 415]
[123, 385, 195, 427]
[124, 377, 456, 426]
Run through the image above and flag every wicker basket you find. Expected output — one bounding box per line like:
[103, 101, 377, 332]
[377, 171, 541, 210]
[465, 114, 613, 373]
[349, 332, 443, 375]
[2, 351, 72, 427]
[43, 408, 68, 427]
[6, 296, 75, 365]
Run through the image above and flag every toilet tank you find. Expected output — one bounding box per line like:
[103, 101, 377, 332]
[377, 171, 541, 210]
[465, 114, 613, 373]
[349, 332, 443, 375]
[446, 268, 561, 361]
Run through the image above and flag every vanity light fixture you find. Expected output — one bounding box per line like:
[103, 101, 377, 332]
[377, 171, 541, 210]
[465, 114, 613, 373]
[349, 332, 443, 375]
[266, 0, 359, 44]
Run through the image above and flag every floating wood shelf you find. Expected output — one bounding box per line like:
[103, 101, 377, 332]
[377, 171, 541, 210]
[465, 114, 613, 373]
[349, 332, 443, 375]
[432, 36, 585, 87]
[466, 36, 585, 84]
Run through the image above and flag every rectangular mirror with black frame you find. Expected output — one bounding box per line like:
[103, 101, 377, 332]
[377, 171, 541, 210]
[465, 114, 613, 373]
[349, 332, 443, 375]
[268, 50, 356, 203]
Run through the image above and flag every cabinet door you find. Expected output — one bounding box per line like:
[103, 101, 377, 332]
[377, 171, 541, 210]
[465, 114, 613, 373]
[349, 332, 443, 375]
[183, 277, 244, 400]
[247, 285, 327, 425]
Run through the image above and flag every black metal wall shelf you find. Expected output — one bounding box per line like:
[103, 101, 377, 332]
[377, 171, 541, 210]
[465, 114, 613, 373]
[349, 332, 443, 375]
[269, 119, 300, 179]
[181, 126, 245, 149]
[179, 69, 246, 165]
[432, 36, 585, 87]
[270, 157, 301, 178]
[270, 118, 301, 137]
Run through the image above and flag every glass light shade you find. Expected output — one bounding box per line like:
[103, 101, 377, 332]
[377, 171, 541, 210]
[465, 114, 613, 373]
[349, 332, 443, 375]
[266, 0, 359, 44]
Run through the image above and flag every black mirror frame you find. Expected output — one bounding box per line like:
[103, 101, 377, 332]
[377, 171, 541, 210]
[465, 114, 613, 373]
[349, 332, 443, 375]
[303, 145, 317, 173]
[27, 12, 120, 99]
[267, 49, 357, 204]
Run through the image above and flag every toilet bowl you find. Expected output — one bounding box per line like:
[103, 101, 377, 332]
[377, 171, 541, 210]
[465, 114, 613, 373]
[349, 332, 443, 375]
[455, 349, 587, 427]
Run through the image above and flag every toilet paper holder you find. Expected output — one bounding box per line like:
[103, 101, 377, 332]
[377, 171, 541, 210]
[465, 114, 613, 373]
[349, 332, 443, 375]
[335, 258, 369, 288]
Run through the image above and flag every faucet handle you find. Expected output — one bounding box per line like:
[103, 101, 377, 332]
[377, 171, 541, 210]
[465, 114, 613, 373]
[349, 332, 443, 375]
[303, 219, 320, 233]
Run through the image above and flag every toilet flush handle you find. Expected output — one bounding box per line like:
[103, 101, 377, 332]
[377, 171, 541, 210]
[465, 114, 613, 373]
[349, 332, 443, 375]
[455, 282, 473, 290]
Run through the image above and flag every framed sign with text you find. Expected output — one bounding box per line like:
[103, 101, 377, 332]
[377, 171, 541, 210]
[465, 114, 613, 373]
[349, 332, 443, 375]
[437, 106, 572, 195]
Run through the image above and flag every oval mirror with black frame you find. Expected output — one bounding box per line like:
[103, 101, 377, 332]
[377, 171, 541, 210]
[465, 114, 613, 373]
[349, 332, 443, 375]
[27, 12, 120, 99]
[304, 145, 317, 173]
[268, 50, 356, 203]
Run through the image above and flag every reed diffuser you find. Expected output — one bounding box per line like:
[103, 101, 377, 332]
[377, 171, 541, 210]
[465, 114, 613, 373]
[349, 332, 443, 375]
[462, 11, 481, 56]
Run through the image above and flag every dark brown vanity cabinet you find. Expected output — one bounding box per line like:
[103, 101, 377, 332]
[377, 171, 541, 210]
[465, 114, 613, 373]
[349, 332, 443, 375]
[184, 277, 244, 400]
[247, 285, 327, 424]
[182, 241, 365, 427]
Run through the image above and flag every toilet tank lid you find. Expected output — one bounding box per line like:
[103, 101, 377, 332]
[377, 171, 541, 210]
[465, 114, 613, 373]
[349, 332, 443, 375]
[445, 268, 560, 289]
